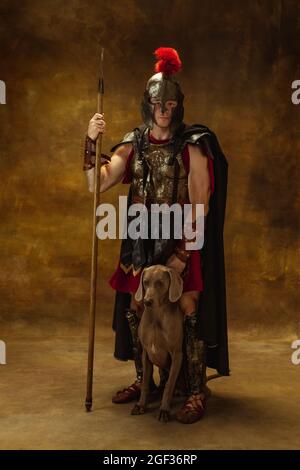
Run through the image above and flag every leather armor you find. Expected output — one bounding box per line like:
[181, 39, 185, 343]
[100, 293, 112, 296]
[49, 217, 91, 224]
[111, 124, 212, 275]
[130, 139, 189, 206]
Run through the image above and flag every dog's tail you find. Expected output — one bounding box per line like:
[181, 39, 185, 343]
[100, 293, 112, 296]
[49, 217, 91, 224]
[207, 373, 223, 381]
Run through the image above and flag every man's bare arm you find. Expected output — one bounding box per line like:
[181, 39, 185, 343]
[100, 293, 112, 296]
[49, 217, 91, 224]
[187, 143, 211, 219]
[166, 143, 211, 272]
[85, 143, 133, 193]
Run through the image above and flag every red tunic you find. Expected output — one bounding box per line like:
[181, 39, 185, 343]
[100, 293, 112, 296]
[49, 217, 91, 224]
[108, 132, 215, 293]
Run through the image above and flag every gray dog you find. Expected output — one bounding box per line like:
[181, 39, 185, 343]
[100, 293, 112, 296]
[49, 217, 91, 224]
[131, 264, 184, 422]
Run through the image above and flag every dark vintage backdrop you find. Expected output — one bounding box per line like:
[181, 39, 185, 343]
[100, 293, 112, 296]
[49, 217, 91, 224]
[0, 0, 300, 336]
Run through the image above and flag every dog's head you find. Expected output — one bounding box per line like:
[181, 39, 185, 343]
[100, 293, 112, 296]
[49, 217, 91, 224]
[135, 264, 183, 308]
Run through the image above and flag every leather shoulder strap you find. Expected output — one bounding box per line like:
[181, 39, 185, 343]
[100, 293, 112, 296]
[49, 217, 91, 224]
[110, 124, 148, 153]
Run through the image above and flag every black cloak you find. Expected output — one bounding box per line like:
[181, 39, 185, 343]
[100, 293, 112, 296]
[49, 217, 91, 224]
[110, 123, 229, 376]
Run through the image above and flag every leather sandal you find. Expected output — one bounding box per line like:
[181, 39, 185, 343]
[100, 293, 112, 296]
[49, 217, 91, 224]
[112, 381, 141, 404]
[112, 379, 160, 404]
[176, 393, 207, 424]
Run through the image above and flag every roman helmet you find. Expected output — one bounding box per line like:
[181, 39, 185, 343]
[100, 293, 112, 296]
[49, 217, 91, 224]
[141, 47, 184, 133]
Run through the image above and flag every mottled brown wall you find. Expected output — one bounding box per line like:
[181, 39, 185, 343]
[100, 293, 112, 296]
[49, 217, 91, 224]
[0, 0, 299, 335]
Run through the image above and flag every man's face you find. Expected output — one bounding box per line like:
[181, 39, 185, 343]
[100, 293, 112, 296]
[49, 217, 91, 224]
[150, 97, 178, 128]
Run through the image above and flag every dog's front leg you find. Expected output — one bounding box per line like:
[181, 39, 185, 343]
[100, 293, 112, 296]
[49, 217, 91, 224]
[131, 348, 153, 415]
[158, 351, 182, 422]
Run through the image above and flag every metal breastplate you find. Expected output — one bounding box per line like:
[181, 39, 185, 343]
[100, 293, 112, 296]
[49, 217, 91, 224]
[130, 141, 189, 205]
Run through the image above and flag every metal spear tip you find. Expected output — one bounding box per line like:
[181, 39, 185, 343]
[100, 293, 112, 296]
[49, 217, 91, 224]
[99, 47, 104, 82]
[85, 399, 93, 412]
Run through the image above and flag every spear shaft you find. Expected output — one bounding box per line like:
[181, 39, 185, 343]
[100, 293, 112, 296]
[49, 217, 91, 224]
[85, 47, 104, 412]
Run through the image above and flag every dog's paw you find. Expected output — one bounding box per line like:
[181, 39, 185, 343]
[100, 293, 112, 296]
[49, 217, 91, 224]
[158, 408, 170, 423]
[131, 404, 146, 415]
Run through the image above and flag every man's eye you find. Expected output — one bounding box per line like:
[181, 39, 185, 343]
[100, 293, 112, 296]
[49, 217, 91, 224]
[166, 101, 177, 107]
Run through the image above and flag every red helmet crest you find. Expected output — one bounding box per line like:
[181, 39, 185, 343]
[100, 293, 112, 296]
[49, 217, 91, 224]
[154, 47, 182, 77]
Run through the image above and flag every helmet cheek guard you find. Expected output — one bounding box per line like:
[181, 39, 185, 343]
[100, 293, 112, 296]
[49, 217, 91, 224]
[141, 89, 155, 129]
[170, 88, 184, 133]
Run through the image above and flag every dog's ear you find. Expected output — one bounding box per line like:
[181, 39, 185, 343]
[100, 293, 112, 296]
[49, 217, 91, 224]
[135, 269, 145, 303]
[166, 268, 183, 302]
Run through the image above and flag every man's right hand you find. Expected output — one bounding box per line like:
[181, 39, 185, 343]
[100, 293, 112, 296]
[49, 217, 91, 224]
[87, 113, 106, 141]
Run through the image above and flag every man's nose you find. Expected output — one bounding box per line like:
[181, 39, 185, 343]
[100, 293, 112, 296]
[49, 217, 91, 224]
[160, 102, 168, 114]
[161, 106, 172, 116]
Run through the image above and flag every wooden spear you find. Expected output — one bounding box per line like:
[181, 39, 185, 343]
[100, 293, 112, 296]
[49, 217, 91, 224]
[85, 47, 104, 412]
